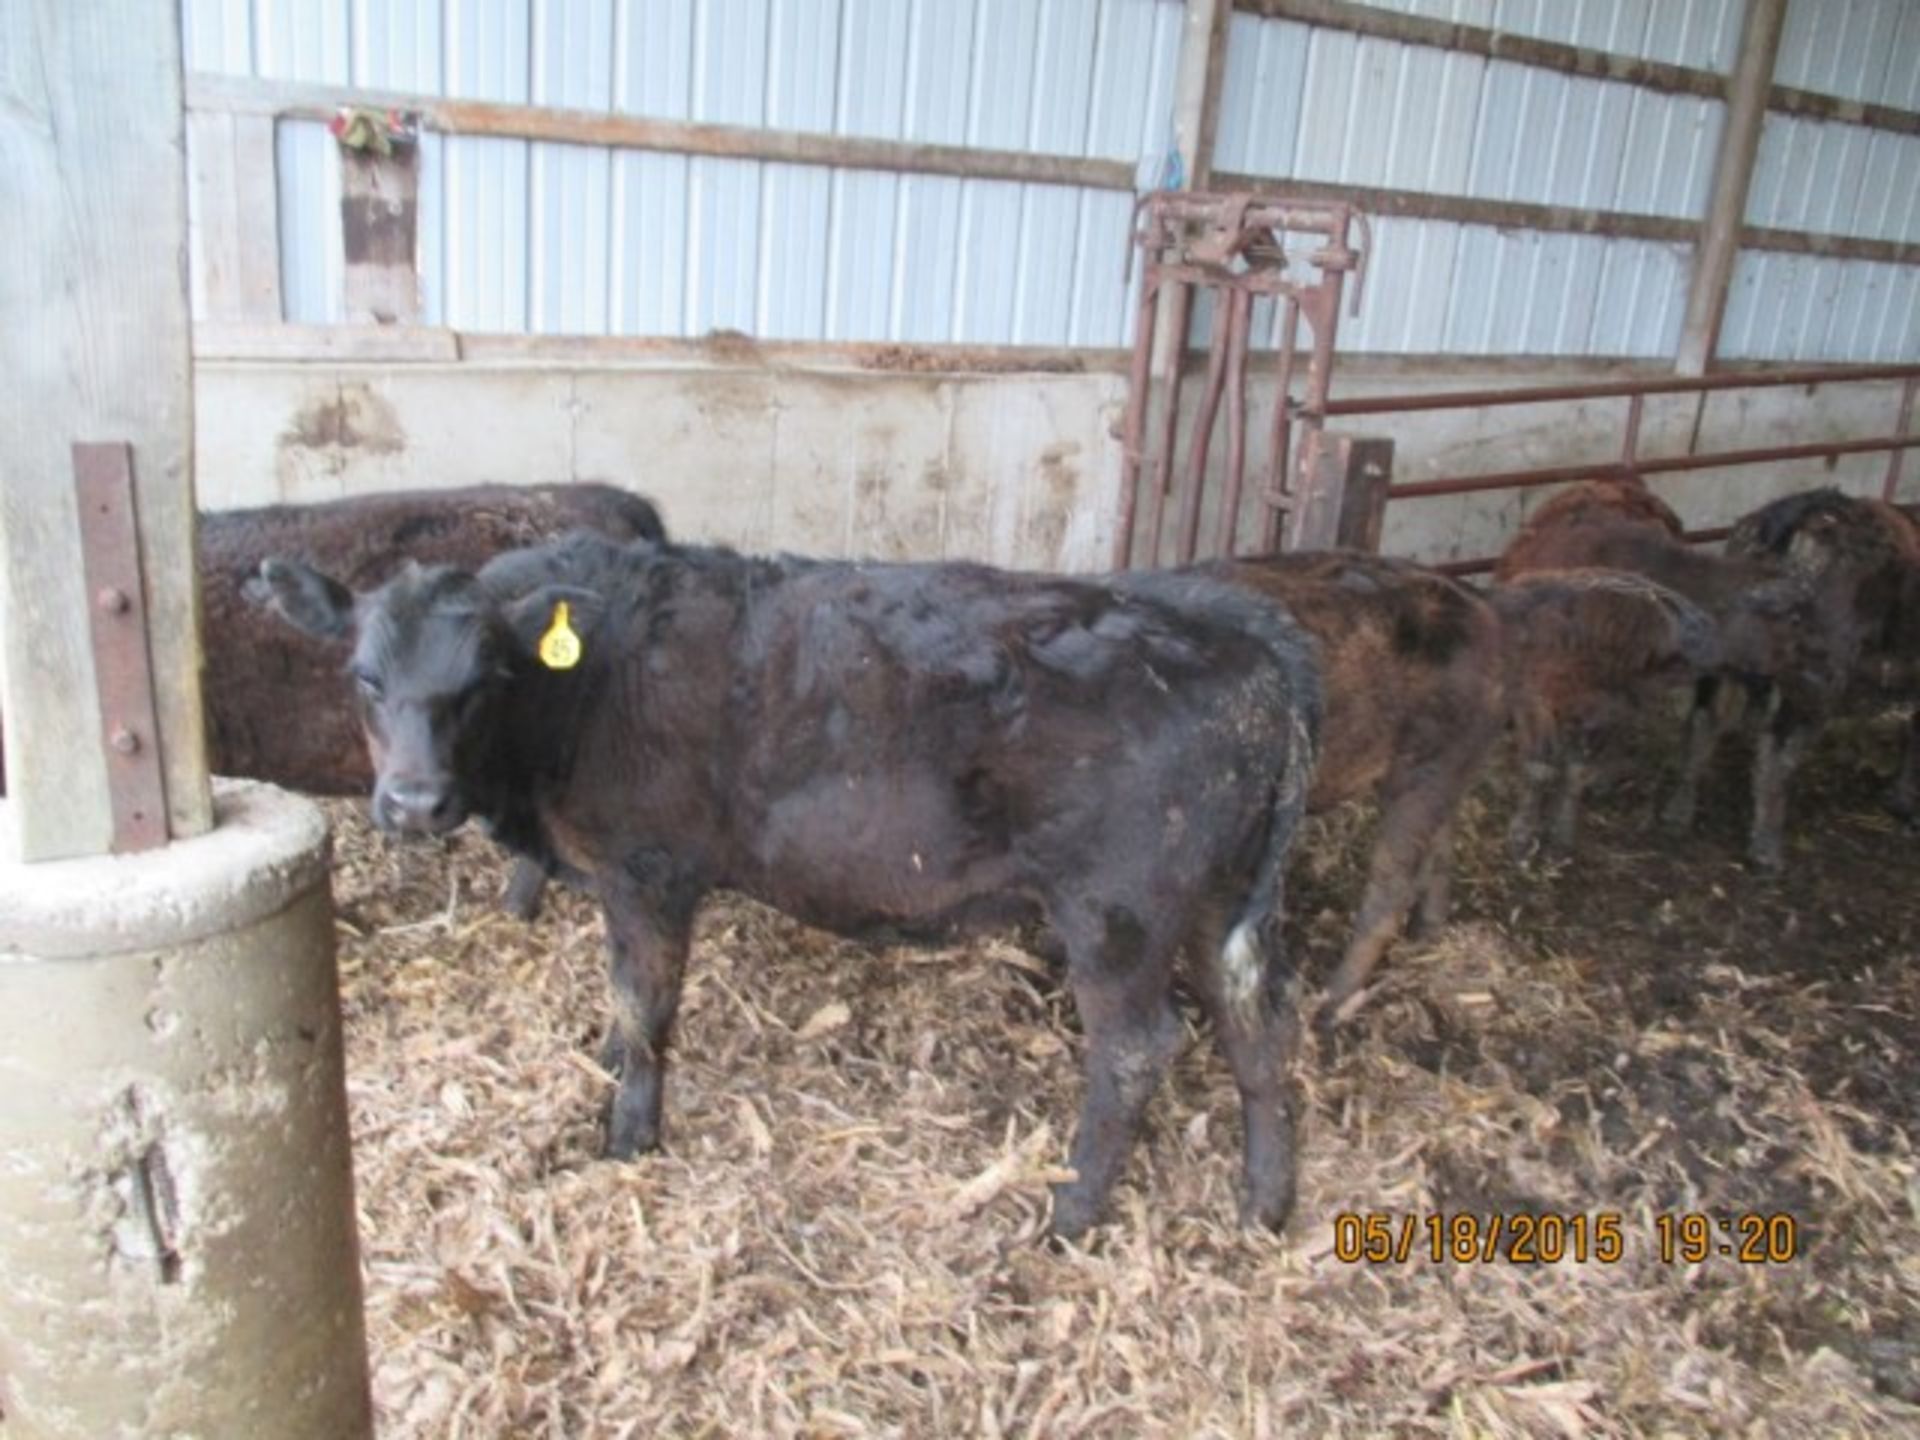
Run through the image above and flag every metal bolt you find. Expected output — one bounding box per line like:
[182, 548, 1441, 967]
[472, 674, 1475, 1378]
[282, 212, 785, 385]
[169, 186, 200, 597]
[110, 727, 140, 755]
[98, 587, 131, 615]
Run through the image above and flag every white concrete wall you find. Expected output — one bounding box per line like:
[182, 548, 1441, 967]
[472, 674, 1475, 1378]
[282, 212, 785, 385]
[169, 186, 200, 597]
[193, 355, 1919, 574]
[194, 359, 1129, 573]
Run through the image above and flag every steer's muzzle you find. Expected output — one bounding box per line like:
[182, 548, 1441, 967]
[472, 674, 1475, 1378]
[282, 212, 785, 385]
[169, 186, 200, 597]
[373, 776, 466, 835]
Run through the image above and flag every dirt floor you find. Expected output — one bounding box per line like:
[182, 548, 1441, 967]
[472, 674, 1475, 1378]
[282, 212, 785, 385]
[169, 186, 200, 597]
[327, 709, 1920, 1439]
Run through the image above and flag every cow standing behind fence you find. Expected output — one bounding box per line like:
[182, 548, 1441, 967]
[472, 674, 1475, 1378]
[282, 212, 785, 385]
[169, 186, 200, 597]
[1495, 480, 1839, 869]
[1492, 569, 1722, 859]
[1724, 487, 1920, 823]
[260, 533, 1323, 1239]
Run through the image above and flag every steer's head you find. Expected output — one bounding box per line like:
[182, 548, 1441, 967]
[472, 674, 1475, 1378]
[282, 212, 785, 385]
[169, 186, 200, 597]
[258, 557, 601, 835]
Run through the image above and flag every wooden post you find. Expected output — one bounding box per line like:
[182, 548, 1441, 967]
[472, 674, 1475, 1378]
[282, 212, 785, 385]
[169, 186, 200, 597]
[1675, 0, 1787, 377]
[1292, 431, 1393, 552]
[1151, 0, 1232, 378]
[0, 14, 372, 1435]
[1, 0, 212, 860]
[340, 138, 422, 325]
[1170, 0, 1231, 194]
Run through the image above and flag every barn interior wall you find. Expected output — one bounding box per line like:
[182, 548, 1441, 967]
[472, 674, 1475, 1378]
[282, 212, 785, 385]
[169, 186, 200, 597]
[194, 355, 1917, 574]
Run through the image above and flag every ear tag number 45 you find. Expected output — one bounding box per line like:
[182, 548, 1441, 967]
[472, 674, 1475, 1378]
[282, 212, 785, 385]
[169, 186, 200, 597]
[539, 601, 583, 671]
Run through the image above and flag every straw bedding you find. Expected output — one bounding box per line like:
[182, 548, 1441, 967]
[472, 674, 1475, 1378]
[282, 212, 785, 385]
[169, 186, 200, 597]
[328, 711, 1920, 1438]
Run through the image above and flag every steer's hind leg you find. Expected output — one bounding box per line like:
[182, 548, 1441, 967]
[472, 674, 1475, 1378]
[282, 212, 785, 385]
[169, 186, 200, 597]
[1050, 905, 1183, 1241]
[601, 877, 699, 1159]
[1325, 772, 1463, 1023]
[501, 856, 551, 921]
[1192, 902, 1299, 1233]
[1507, 720, 1558, 863]
[1406, 814, 1457, 941]
[1546, 731, 1601, 856]
[1890, 707, 1919, 825]
[1665, 675, 1741, 831]
[1750, 703, 1815, 873]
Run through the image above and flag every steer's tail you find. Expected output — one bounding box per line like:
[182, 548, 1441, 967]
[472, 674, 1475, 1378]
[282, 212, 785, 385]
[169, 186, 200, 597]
[1106, 567, 1322, 1008]
[1219, 690, 1317, 1012]
[1204, 578, 1321, 1013]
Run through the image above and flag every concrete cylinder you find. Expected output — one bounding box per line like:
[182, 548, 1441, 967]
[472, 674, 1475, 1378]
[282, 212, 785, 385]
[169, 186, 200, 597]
[0, 780, 371, 1439]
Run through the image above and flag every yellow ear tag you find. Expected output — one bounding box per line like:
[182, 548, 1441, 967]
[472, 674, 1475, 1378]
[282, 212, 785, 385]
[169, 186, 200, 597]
[537, 601, 583, 670]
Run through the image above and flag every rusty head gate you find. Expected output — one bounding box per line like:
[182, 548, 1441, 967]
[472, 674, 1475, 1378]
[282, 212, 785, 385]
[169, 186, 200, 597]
[1113, 190, 1373, 570]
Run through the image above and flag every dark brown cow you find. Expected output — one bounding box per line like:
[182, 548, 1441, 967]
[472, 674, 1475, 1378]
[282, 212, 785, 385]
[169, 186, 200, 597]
[1211, 551, 1506, 1023]
[261, 533, 1322, 1239]
[1495, 480, 1838, 869]
[1724, 487, 1920, 821]
[1492, 569, 1720, 858]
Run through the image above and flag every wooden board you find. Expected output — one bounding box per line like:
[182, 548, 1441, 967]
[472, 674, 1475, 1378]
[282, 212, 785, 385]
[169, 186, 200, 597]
[0, 0, 211, 860]
[187, 110, 282, 323]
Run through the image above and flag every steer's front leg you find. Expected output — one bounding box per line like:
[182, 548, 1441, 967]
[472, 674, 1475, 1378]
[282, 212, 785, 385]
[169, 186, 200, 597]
[601, 878, 698, 1159]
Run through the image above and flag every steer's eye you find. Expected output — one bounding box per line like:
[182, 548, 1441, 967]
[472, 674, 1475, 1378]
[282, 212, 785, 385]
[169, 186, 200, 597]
[352, 669, 384, 701]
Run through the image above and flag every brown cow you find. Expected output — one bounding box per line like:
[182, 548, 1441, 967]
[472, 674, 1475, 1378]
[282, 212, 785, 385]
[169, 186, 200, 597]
[261, 532, 1322, 1239]
[1492, 568, 1720, 858]
[1495, 480, 1843, 869]
[1213, 551, 1506, 1023]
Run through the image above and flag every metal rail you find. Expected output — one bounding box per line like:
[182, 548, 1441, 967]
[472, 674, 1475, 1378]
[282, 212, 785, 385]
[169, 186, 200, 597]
[1336, 364, 1920, 575]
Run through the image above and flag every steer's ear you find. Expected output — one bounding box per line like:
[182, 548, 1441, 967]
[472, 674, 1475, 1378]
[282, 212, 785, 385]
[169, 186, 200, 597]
[502, 585, 608, 672]
[257, 558, 356, 641]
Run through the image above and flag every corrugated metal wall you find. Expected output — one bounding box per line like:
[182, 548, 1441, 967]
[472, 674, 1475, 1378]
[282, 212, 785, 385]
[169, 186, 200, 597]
[1721, 0, 1920, 360]
[182, 0, 1920, 361]
[1212, 8, 1726, 356]
[184, 0, 1181, 345]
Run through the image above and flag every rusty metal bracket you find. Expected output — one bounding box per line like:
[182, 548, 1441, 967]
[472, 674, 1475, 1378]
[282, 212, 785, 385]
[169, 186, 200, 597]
[74, 442, 170, 853]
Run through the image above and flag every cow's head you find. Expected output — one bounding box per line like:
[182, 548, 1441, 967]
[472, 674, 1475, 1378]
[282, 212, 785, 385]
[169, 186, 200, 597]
[257, 557, 602, 834]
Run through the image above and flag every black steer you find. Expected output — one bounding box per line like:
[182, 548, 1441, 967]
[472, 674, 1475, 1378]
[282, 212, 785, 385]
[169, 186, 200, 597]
[263, 534, 1322, 1238]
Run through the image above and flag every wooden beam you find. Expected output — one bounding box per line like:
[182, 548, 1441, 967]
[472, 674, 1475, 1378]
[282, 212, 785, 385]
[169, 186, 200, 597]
[1235, 0, 1727, 102]
[0, 0, 211, 860]
[1212, 170, 1699, 244]
[1676, 0, 1787, 376]
[187, 111, 282, 322]
[1213, 170, 1920, 266]
[1236, 0, 1920, 141]
[186, 73, 1136, 193]
[188, 73, 1919, 271]
[1769, 84, 1920, 138]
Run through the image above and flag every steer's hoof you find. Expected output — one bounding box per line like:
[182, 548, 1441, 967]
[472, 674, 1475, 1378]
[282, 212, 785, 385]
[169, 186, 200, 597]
[603, 1124, 659, 1162]
[1048, 1182, 1104, 1243]
[1239, 1180, 1296, 1235]
[1313, 986, 1367, 1038]
[1660, 797, 1696, 834]
[604, 1095, 661, 1161]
